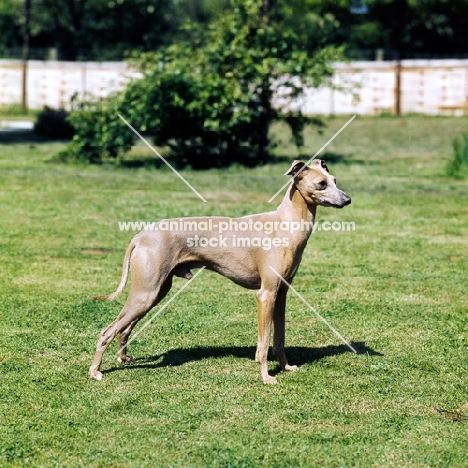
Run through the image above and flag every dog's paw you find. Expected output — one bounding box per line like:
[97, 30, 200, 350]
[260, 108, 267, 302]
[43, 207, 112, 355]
[263, 375, 278, 384]
[117, 355, 134, 364]
[89, 367, 103, 380]
[285, 364, 298, 372]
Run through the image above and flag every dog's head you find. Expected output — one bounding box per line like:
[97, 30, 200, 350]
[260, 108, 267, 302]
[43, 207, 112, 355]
[285, 159, 351, 208]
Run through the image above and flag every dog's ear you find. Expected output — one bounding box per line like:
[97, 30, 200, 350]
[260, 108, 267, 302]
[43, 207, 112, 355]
[284, 160, 308, 177]
[312, 159, 329, 173]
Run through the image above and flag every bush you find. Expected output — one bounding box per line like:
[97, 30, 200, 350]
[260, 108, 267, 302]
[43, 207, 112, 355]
[62, 0, 342, 168]
[447, 134, 468, 179]
[55, 96, 134, 164]
[34, 106, 75, 139]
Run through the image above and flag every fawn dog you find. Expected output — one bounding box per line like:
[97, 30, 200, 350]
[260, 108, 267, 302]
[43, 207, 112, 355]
[89, 159, 351, 383]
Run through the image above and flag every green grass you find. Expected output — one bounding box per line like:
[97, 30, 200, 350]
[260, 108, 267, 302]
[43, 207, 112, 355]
[0, 104, 38, 119]
[1, 116, 468, 467]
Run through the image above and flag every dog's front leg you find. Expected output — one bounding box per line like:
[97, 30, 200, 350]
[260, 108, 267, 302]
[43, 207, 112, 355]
[273, 286, 298, 373]
[255, 287, 278, 384]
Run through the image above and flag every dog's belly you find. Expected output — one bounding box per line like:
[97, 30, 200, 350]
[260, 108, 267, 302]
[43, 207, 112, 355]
[177, 252, 262, 290]
[208, 263, 262, 290]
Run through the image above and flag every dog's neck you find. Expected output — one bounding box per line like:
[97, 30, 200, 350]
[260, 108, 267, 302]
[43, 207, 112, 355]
[277, 183, 317, 222]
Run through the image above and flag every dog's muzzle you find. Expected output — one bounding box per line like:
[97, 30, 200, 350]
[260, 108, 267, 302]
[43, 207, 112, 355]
[342, 194, 351, 206]
[321, 194, 351, 209]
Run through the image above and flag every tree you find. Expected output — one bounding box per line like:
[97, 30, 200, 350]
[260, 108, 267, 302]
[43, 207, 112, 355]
[64, 0, 342, 168]
[0, 0, 207, 59]
[0, 0, 22, 52]
[298, 0, 468, 57]
[3, 0, 468, 60]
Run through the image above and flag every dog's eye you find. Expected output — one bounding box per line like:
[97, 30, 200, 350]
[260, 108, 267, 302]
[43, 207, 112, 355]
[317, 181, 327, 191]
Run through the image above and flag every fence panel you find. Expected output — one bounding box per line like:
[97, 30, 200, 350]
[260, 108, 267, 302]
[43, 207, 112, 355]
[0, 59, 467, 115]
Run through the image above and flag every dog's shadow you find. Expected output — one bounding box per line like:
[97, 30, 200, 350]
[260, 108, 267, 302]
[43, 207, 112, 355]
[104, 341, 382, 376]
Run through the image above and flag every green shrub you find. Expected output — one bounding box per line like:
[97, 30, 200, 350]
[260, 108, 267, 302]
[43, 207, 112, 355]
[34, 106, 75, 139]
[55, 96, 134, 164]
[447, 133, 468, 179]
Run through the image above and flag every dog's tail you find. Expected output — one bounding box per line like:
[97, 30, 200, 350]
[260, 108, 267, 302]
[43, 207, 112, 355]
[92, 242, 136, 301]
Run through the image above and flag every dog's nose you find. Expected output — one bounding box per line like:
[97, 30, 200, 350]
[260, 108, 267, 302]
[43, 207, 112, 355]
[343, 195, 351, 206]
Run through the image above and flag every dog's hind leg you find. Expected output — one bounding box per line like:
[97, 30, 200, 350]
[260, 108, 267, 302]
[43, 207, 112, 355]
[116, 319, 138, 364]
[116, 275, 174, 364]
[89, 248, 173, 380]
[89, 290, 159, 380]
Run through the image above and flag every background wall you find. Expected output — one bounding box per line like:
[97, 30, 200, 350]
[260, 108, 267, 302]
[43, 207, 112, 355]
[1, 59, 467, 115]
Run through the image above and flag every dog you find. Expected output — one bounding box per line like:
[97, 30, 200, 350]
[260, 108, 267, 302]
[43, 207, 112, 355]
[89, 159, 351, 383]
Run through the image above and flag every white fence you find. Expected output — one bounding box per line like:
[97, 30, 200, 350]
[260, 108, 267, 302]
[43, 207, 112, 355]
[0, 60, 139, 110]
[297, 60, 468, 116]
[1, 59, 468, 115]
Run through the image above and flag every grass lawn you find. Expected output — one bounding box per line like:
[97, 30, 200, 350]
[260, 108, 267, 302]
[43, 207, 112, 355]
[1, 116, 467, 467]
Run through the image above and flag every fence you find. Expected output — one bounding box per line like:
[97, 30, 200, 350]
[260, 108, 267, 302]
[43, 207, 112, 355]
[0, 60, 139, 110]
[0, 59, 467, 115]
[295, 60, 468, 116]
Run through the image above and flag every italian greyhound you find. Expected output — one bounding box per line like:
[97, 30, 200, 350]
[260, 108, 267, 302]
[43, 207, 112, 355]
[89, 159, 351, 383]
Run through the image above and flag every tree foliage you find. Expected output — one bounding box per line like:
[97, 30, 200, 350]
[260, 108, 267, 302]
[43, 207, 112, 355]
[0, 0, 202, 58]
[63, 0, 342, 168]
[287, 0, 468, 57]
[2, 0, 468, 58]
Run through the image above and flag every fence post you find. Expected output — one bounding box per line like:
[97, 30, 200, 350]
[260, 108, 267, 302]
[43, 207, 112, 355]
[394, 60, 402, 115]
